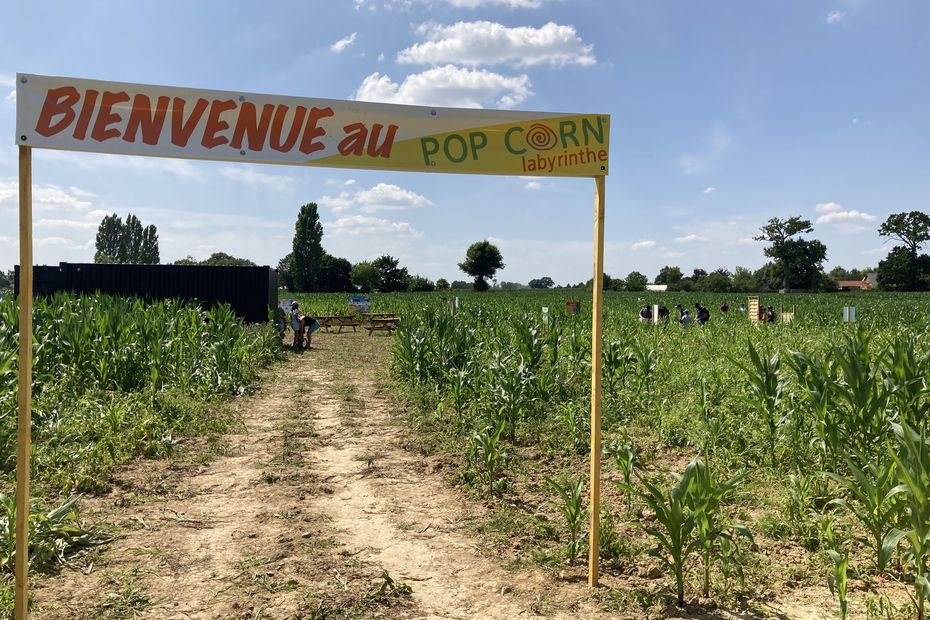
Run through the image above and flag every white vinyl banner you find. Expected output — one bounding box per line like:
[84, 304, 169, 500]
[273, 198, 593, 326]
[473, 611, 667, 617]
[16, 73, 610, 177]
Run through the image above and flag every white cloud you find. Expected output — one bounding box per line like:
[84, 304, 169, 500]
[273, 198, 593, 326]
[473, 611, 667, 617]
[330, 32, 358, 53]
[398, 21, 595, 68]
[816, 209, 876, 224]
[319, 182, 433, 213]
[218, 166, 295, 191]
[327, 214, 423, 238]
[378, 52, 386, 61]
[702, 187, 715, 195]
[354, 65, 532, 108]
[523, 180, 542, 190]
[815, 202, 843, 213]
[631, 240, 656, 250]
[678, 123, 731, 174]
[826, 10, 847, 23]
[673, 234, 708, 243]
[35, 150, 205, 182]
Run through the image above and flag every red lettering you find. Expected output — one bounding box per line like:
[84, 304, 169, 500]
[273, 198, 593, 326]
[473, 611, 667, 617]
[338, 123, 367, 156]
[299, 106, 333, 155]
[230, 102, 274, 151]
[366, 123, 398, 158]
[35, 86, 80, 137]
[72, 89, 99, 140]
[123, 94, 169, 145]
[170, 97, 209, 148]
[201, 99, 236, 149]
[269, 105, 306, 152]
[91, 91, 130, 142]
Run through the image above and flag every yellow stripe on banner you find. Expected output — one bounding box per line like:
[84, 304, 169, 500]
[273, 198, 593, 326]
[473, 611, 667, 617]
[308, 114, 610, 177]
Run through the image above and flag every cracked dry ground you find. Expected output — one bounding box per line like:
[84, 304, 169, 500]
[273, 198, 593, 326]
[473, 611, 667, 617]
[31, 331, 834, 620]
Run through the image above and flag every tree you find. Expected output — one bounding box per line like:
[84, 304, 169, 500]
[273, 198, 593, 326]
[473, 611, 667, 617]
[877, 246, 930, 291]
[0, 270, 11, 290]
[350, 261, 379, 292]
[694, 270, 732, 293]
[94, 213, 159, 264]
[458, 240, 504, 292]
[450, 280, 471, 290]
[691, 268, 708, 282]
[655, 265, 683, 285]
[277, 253, 295, 291]
[319, 254, 354, 291]
[624, 271, 648, 292]
[879, 211, 930, 255]
[292, 203, 324, 291]
[436, 278, 450, 290]
[528, 276, 555, 289]
[407, 275, 435, 292]
[372, 255, 409, 292]
[200, 252, 256, 266]
[754, 217, 826, 290]
[731, 266, 758, 292]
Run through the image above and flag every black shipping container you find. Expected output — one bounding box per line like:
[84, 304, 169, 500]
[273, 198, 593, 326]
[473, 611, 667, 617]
[14, 262, 278, 324]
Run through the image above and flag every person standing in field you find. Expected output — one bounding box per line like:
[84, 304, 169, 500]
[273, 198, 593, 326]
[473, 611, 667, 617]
[658, 305, 670, 322]
[695, 303, 710, 326]
[639, 305, 653, 323]
[765, 306, 777, 323]
[675, 304, 691, 328]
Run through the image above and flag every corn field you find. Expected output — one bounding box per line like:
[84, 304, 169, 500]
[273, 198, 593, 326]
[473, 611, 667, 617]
[378, 290, 930, 617]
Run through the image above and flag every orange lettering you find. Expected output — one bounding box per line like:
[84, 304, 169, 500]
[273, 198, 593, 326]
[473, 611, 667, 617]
[338, 123, 367, 156]
[123, 94, 169, 145]
[170, 97, 209, 147]
[91, 91, 130, 142]
[230, 102, 274, 151]
[299, 106, 334, 154]
[366, 123, 398, 158]
[35, 86, 80, 137]
[201, 99, 236, 149]
[269, 105, 306, 152]
[73, 89, 99, 140]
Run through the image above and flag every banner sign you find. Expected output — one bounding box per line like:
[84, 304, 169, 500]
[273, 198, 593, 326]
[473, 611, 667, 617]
[348, 295, 371, 313]
[16, 74, 610, 177]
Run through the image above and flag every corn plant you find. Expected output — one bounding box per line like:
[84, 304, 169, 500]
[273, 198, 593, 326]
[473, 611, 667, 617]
[888, 423, 930, 620]
[556, 401, 589, 455]
[735, 341, 785, 466]
[470, 423, 510, 499]
[605, 429, 635, 511]
[826, 454, 905, 572]
[634, 468, 697, 606]
[827, 549, 850, 620]
[546, 475, 587, 564]
[684, 459, 751, 598]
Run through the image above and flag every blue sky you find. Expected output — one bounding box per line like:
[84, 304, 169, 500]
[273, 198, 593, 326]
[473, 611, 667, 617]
[1, 0, 928, 285]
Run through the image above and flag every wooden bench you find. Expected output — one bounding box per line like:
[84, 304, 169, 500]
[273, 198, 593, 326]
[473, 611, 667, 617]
[315, 315, 360, 333]
[365, 317, 399, 336]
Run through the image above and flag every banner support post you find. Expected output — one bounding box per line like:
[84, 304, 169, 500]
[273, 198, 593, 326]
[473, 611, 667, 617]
[588, 174, 605, 587]
[15, 145, 33, 620]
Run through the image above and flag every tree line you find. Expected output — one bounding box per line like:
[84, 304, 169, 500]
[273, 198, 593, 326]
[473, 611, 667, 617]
[79, 208, 930, 294]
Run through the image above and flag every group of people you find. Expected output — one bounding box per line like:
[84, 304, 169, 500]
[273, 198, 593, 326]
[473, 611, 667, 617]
[638, 301, 731, 327]
[277, 301, 320, 350]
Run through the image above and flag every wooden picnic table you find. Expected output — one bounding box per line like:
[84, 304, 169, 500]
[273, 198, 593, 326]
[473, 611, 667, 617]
[314, 315, 360, 333]
[362, 312, 399, 320]
[365, 317, 399, 336]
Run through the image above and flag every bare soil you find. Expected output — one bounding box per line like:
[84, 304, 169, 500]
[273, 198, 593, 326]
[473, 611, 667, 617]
[30, 331, 847, 619]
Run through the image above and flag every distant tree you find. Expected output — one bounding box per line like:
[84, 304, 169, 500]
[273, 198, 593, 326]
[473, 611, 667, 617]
[459, 241, 504, 292]
[694, 270, 732, 293]
[0, 270, 11, 290]
[879, 211, 930, 255]
[200, 252, 256, 266]
[94, 213, 159, 264]
[435, 278, 450, 290]
[319, 254, 354, 291]
[450, 280, 471, 290]
[754, 217, 826, 291]
[277, 253, 295, 291]
[691, 268, 708, 282]
[499, 281, 525, 290]
[373, 255, 409, 292]
[586, 273, 616, 291]
[292, 203, 324, 291]
[818, 272, 838, 292]
[655, 265, 683, 285]
[624, 271, 648, 292]
[350, 261, 379, 293]
[173, 255, 199, 266]
[877, 246, 930, 291]
[731, 266, 758, 292]
[407, 274, 435, 292]
[528, 276, 555, 289]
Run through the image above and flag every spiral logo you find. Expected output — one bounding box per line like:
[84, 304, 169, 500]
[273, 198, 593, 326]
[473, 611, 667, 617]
[526, 123, 558, 151]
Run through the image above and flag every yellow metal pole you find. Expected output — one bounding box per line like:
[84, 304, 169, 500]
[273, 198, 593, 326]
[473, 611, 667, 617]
[15, 145, 33, 620]
[588, 175, 605, 587]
